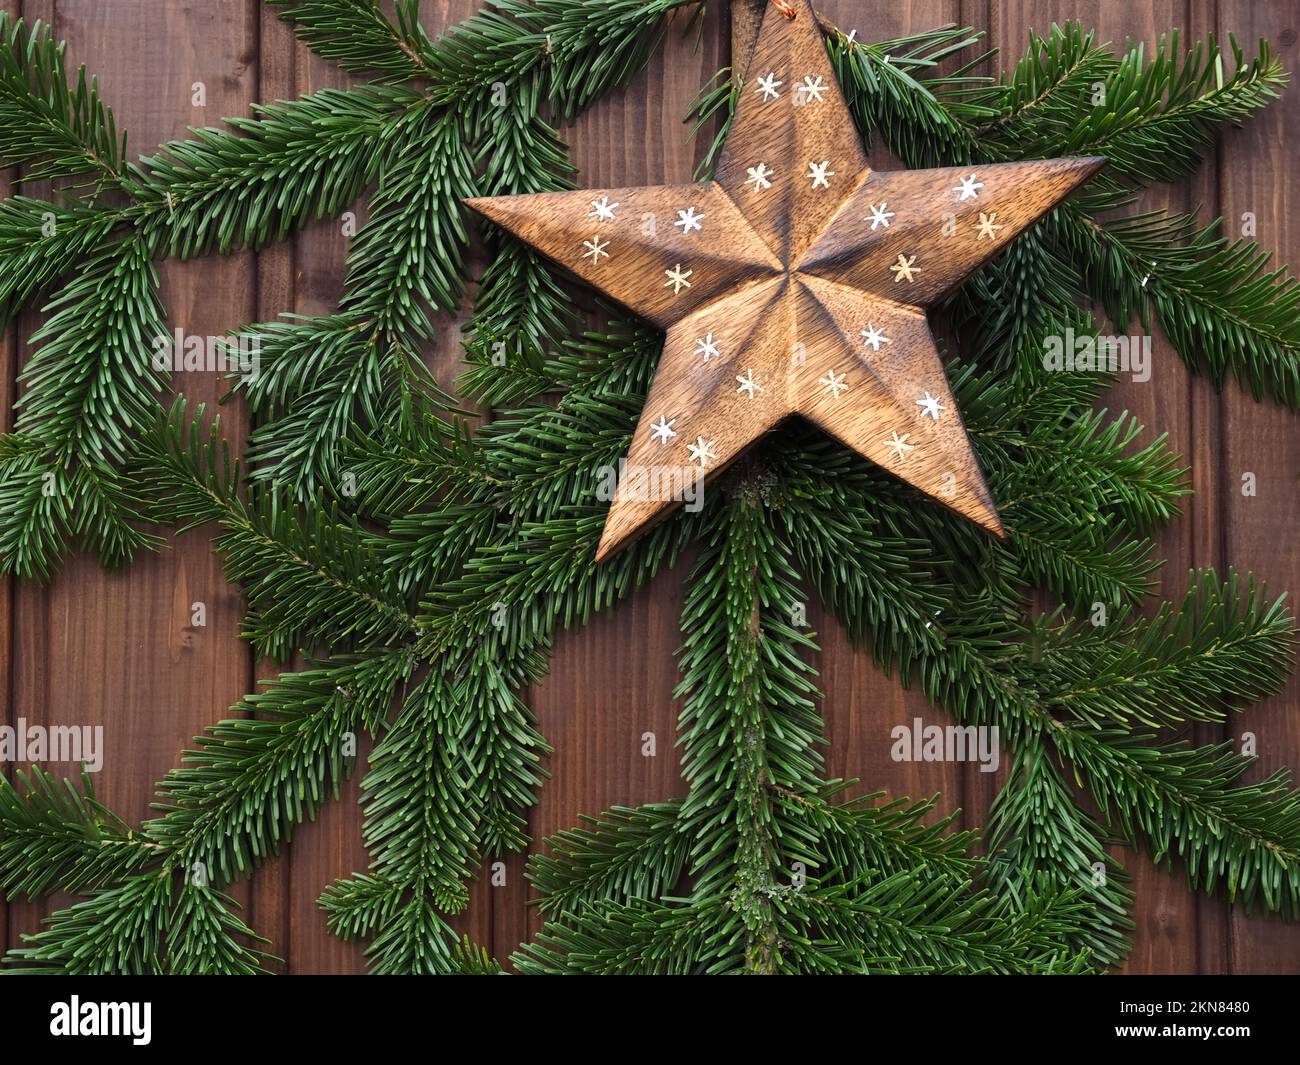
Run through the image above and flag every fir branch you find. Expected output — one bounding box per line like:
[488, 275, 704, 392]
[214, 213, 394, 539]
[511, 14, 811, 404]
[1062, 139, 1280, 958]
[363, 894, 462, 975]
[240, 105, 475, 493]
[0, 238, 165, 578]
[165, 882, 275, 976]
[348, 409, 488, 521]
[4, 874, 272, 975]
[685, 67, 736, 181]
[147, 652, 414, 884]
[1059, 33, 1285, 183]
[4, 875, 168, 975]
[420, 507, 703, 658]
[986, 744, 1134, 966]
[269, 0, 435, 80]
[319, 872, 403, 941]
[449, 936, 505, 974]
[359, 673, 482, 916]
[424, 0, 706, 118]
[526, 801, 689, 917]
[984, 23, 1117, 151]
[985, 407, 1187, 537]
[341, 106, 475, 338]
[452, 642, 551, 855]
[1033, 570, 1295, 730]
[141, 400, 418, 657]
[16, 237, 164, 466]
[1055, 728, 1300, 917]
[460, 83, 576, 405]
[676, 490, 823, 969]
[0, 767, 160, 899]
[783, 873, 1090, 974]
[321, 874, 461, 974]
[514, 897, 728, 975]
[0, 13, 126, 183]
[0, 197, 115, 327]
[129, 86, 427, 258]
[826, 22, 993, 168]
[790, 788, 979, 889]
[1061, 207, 1300, 407]
[993, 501, 1160, 609]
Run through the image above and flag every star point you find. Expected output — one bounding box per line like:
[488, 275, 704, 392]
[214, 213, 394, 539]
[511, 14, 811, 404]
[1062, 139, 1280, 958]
[975, 211, 1004, 240]
[736, 368, 763, 399]
[797, 74, 827, 103]
[866, 203, 894, 229]
[884, 431, 915, 460]
[860, 324, 890, 351]
[820, 369, 849, 397]
[695, 333, 720, 361]
[954, 174, 984, 201]
[807, 161, 834, 189]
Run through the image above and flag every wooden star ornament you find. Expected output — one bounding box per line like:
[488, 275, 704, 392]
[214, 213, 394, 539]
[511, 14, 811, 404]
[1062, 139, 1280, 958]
[465, 0, 1106, 562]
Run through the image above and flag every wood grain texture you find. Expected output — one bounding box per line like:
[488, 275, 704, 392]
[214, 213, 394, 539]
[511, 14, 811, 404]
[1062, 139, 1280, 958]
[806, 0, 977, 892]
[0, 0, 18, 970]
[992, 0, 1210, 977]
[496, 0, 728, 959]
[1214, 0, 1300, 976]
[7, 0, 259, 953]
[0, 0, 1296, 975]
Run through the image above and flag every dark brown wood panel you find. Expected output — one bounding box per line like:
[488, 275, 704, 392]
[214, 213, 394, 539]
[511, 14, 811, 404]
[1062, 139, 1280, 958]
[0, 0, 18, 967]
[988, 0, 1218, 976]
[6, 0, 260, 951]
[1, 0, 1296, 974]
[1215, 0, 1300, 976]
[502, 0, 729, 955]
[809, 0, 974, 855]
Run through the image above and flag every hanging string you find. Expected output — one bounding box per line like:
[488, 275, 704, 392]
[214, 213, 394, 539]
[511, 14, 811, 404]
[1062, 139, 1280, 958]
[772, 0, 797, 19]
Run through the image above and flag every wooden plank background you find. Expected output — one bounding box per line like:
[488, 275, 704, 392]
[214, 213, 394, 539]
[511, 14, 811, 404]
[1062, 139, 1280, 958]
[1, 0, 1297, 974]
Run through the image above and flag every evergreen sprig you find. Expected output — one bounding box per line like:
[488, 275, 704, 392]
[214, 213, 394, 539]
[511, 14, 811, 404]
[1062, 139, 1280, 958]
[0, 13, 126, 183]
[1, 2, 1297, 976]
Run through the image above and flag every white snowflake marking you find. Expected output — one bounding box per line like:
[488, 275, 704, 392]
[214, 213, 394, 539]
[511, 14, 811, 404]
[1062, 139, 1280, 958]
[649, 415, 678, 444]
[745, 163, 774, 191]
[589, 196, 620, 221]
[954, 174, 984, 201]
[866, 203, 894, 230]
[797, 75, 827, 103]
[890, 253, 919, 284]
[581, 236, 610, 264]
[916, 392, 946, 420]
[755, 72, 783, 101]
[688, 437, 717, 467]
[674, 207, 705, 234]
[820, 369, 849, 397]
[860, 324, 890, 351]
[664, 264, 693, 294]
[884, 431, 915, 461]
[694, 333, 720, 361]
[975, 211, 1004, 241]
[807, 161, 834, 190]
[735, 368, 763, 399]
